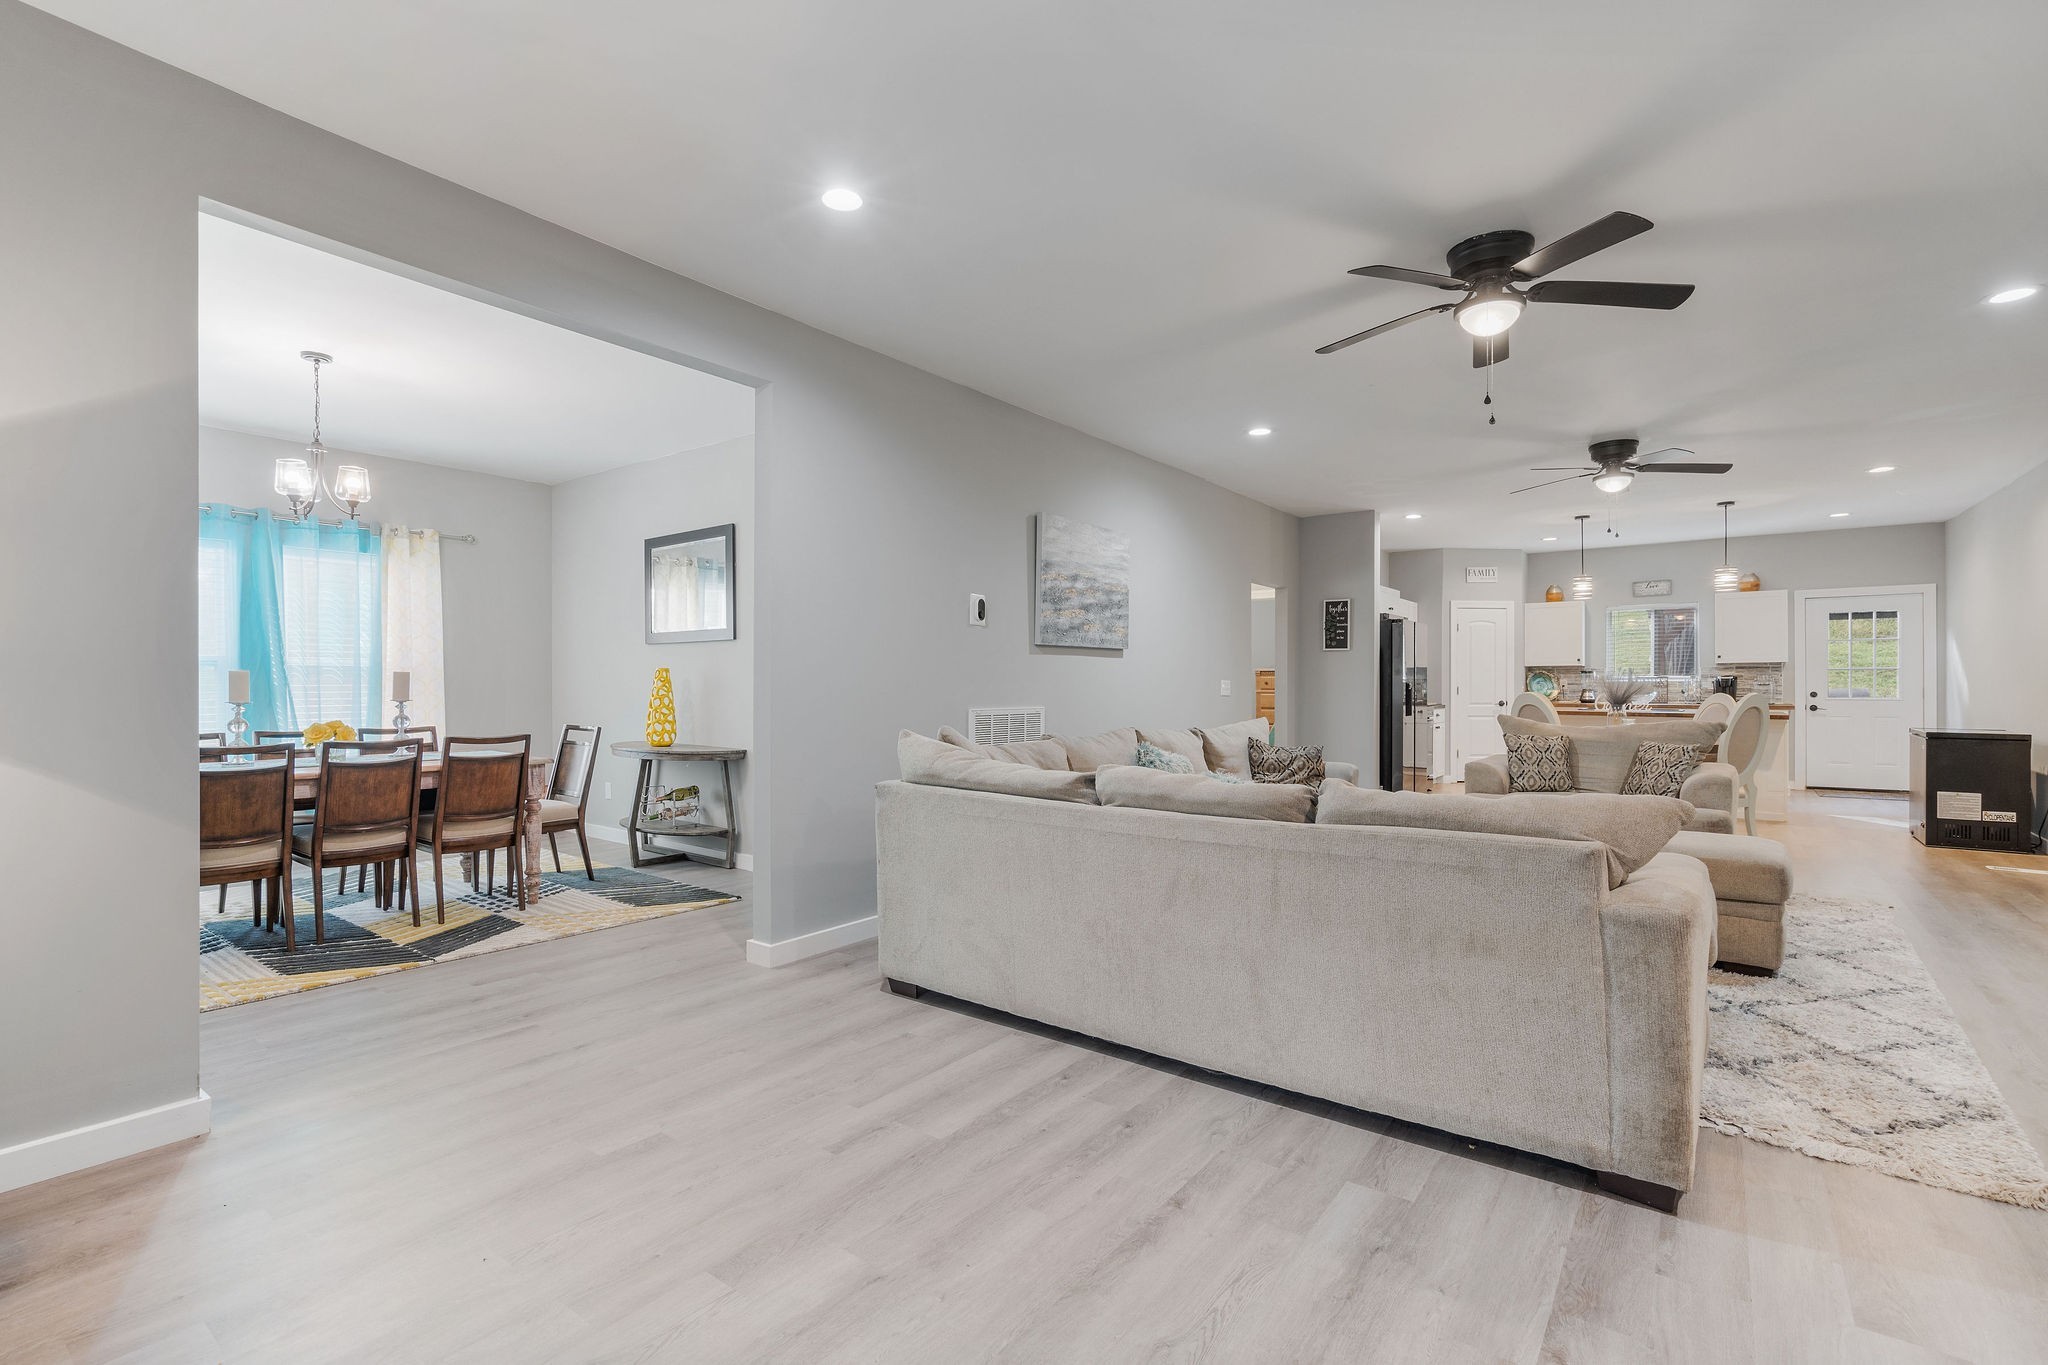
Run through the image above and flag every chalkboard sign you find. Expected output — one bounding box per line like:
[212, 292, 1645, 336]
[1322, 598, 1351, 651]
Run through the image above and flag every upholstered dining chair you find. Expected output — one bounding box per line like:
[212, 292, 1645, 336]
[540, 723, 602, 881]
[1511, 691, 1561, 724]
[200, 743, 295, 929]
[1720, 693, 1773, 835]
[1692, 693, 1737, 726]
[418, 735, 532, 921]
[289, 739, 423, 948]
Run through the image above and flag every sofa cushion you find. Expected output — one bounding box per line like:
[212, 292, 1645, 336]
[1249, 737, 1325, 787]
[1054, 726, 1141, 773]
[1194, 717, 1271, 778]
[937, 724, 1070, 771]
[1500, 715, 1725, 795]
[1663, 830, 1794, 904]
[1137, 727, 1208, 770]
[1505, 732, 1574, 792]
[900, 731, 1097, 803]
[1315, 785, 1694, 889]
[1621, 742, 1706, 798]
[1095, 764, 1314, 822]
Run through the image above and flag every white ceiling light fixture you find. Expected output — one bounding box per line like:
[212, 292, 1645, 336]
[1867, 465, 1895, 474]
[273, 351, 370, 522]
[1404, 512, 1422, 520]
[1571, 514, 1594, 600]
[1592, 468, 1635, 494]
[820, 187, 864, 212]
[1712, 500, 1740, 592]
[1830, 511, 1850, 518]
[1453, 284, 1524, 338]
[1985, 285, 2039, 305]
[1541, 535, 1558, 542]
[1246, 426, 1272, 437]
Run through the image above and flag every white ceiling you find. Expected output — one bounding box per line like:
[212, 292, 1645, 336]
[198, 215, 754, 484]
[52, 0, 2048, 545]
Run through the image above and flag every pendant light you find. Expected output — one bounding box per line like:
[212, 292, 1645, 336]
[274, 351, 371, 522]
[1712, 500, 1740, 592]
[1571, 514, 1594, 600]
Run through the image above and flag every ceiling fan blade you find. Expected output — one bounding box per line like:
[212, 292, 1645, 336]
[1525, 280, 1695, 309]
[1347, 264, 1467, 290]
[1314, 303, 1454, 355]
[1528, 466, 1596, 472]
[1471, 329, 1509, 368]
[1509, 472, 1598, 495]
[1631, 447, 1697, 465]
[1513, 211, 1653, 278]
[1631, 462, 1733, 475]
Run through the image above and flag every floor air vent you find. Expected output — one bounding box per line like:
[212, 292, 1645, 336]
[968, 706, 1046, 746]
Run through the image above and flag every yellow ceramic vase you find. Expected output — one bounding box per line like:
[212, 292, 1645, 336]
[645, 667, 677, 747]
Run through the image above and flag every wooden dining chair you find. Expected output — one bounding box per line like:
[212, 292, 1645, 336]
[419, 735, 532, 922]
[200, 744, 295, 933]
[347, 728, 440, 891]
[289, 739, 423, 947]
[540, 724, 601, 881]
[199, 731, 225, 747]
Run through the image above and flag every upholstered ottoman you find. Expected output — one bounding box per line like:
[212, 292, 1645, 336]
[1663, 831, 1793, 972]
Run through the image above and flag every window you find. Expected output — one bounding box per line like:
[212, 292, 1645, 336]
[276, 531, 382, 725]
[1607, 604, 1698, 678]
[1826, 609, 1900, 698]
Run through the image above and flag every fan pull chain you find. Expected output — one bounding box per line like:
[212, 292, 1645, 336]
[1484, 337, 1496, 424]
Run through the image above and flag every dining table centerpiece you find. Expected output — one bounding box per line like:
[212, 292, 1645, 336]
[301, 720, 358, 746]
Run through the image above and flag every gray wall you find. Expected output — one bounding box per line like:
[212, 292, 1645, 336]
[0, 4, 1298, 1152]
[1945, 460, 2048, 777]
[198, 426, 553, 740]
[551, 437, 754, 858]
[1525, 523, 1947, 707]
[1296, 512, 1380, 776]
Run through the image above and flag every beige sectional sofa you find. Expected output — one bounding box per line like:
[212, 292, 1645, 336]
[877, 733, 1719, 1208]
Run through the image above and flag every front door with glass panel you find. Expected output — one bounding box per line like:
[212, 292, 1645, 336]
[1801, 593, 1924, 790]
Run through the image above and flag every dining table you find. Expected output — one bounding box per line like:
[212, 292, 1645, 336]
[203, 749, 556, 905]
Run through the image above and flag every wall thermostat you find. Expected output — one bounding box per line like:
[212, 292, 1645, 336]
[968, 593, 988, 626]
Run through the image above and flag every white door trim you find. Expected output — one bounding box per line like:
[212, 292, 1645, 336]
[1448, 599, 1515, 774]
[1790, 583, 1937, 788]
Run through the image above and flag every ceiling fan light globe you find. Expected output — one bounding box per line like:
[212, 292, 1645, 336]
[1592, 470, 1634, 493]
[1455, 294, 1523, 338]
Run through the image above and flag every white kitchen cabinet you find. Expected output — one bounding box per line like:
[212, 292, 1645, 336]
[1714, 589, 1790, 664]
[1523, 601, 1587, 668]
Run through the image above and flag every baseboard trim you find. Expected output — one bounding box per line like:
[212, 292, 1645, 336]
[746, 914, 877, 967]
[0, 1091, 212, 1195]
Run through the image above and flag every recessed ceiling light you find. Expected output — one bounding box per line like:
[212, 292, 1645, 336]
[1541, 536, 1558, 542]
[1986, 285, 2039, 305]
[1867, 465, 1895, 474]
[820, 187, 864, 212]
[1404, 512, 1422, 520]
[1247, 426, 1272, 437]
[1829, 511, 1850, 518]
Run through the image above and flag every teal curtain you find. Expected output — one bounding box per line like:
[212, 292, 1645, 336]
[197, 506, 381, 734]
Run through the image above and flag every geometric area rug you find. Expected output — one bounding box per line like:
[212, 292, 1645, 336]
[1702, 892, 2048, 1209]
[199, 851, 739, 1013]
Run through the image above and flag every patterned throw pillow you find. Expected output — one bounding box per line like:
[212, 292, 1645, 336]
[1621, 742, 1703, 797]
[1135, 740, 1197, 774]
[1248, 737, 1325, 787]
[1505, 732, 1574, 793]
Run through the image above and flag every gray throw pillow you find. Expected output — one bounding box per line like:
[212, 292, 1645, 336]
[1505, 732, 1573, 792]
[1621, 742, 1704, 797]
[1249, 737, 1324, 787]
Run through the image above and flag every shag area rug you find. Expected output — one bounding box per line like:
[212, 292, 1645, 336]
[1703, 892, 2048, 1208]
[199, 852, 739, 1012]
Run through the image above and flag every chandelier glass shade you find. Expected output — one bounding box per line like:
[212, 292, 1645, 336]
[274, 351, 370, 522]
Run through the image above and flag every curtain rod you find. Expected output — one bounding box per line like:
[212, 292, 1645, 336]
[199, 503, 476, 543]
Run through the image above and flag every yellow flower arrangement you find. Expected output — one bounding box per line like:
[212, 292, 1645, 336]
[301, 720, 359, 746]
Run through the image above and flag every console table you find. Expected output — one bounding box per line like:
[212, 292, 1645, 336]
[609, 742, 747, 870]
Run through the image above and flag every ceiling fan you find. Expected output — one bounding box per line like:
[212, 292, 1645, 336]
[1316, 211, 1695, 368]
[1512, 439, 1731, 495]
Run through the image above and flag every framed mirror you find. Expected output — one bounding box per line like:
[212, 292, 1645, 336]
[645, 524, 737, 644]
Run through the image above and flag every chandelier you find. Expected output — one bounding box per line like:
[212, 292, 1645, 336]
[273, 351, 370, 522]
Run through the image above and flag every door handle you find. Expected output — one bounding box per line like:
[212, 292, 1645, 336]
[1496, 700, 1506, 708]
[1808, 703, 1822, 712]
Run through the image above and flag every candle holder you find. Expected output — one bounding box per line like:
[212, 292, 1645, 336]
[392, 697, 411, 739]
[225, 700, 251, 748]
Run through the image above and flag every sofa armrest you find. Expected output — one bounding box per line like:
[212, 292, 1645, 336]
[1324, 760, 1360, 786]
[1681, 761, 1737, 815]
[1464, 754, 1510, 794]
[1598, 855, 1714, 1192]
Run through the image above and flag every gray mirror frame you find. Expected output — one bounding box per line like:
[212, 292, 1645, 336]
[644, 523, 738, 644]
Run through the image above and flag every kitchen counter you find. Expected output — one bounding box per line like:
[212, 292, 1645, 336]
[1549, 701, 1795, 718]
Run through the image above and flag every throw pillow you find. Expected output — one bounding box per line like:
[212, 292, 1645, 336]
[1136, 726, 1207, 770]
[1052, 727, 1141, 773]
[1504, 732, 1574, 792]
[1248, 737, 1324, 787]
[1135, 739, 1197, 774]
[1621, 742, 1704, 797]
[1194, 717, 1272, 778]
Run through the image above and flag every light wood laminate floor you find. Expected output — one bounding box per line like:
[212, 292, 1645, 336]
[4, 811, 2047, 1363]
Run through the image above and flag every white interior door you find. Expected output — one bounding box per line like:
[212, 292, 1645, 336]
[1801, 592, 1925, 790]
[1450, 601, 1512, 770]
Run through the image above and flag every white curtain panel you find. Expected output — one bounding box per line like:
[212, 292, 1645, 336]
[381, 526, 446, 737]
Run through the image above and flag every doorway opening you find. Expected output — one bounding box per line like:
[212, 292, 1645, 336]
[1250, 584, 1278, 733]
